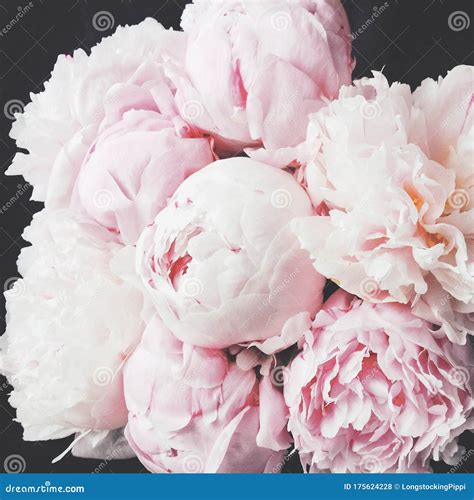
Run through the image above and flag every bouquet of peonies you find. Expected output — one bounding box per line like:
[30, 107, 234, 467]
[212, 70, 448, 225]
[1, 0, 473, 474]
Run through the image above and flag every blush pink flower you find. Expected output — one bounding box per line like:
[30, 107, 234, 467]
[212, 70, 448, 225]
[7, 18, 187, 205]
[124, 315, 290, 473]
[70, 109, 214, 245]
[136, 158, 325, 350]
[284, 290, 474, 473]
[172, 0, 353, 164]
[412, 65, 473, 168]
[293, 68, 474, 344]
[410, 65, 474, 342]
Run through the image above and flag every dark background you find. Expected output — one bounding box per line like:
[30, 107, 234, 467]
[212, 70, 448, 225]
[0, 0, 473, 473]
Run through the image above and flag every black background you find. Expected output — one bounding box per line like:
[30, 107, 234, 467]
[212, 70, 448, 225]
[0, 0, 473, 473]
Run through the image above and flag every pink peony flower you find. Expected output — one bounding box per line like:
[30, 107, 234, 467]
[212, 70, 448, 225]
[410, 65, 474, 342]
[293, 68, 474, 344]
[124, 315, 290, 473]
[284, 290, 474, 473]
[0, 210, 144, 440]
[7, 18, 186, 204]
[71, 109, 215, 245]
[172, 0, 353, 164]
[412, 65, 473, 168]
[136, 157, 325, 350]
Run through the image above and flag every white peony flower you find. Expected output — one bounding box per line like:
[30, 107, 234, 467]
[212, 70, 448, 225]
[0, 210, 144, 441]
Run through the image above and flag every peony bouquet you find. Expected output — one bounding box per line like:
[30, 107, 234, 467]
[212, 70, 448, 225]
[1, 0, 473, 474]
